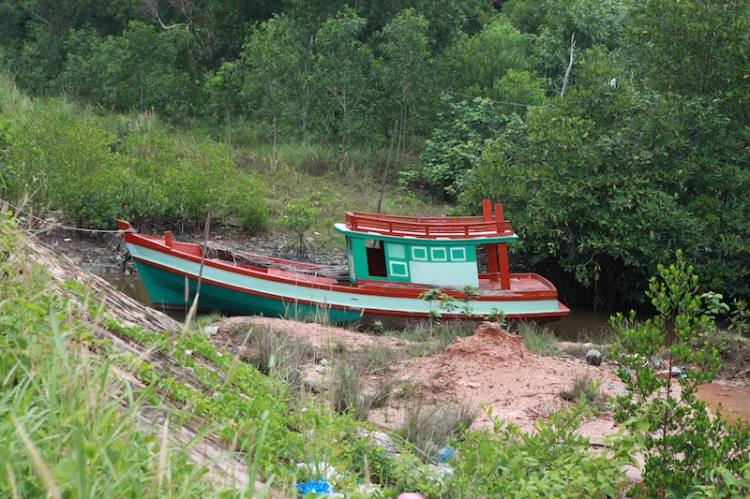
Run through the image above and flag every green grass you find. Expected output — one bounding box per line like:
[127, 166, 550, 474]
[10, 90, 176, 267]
[0, 216, 244, 497]
[516, 321, 561, 357]
[400, 399, 479, 463]
[0, 212, 361, 497]
[392, 320, 476, 358]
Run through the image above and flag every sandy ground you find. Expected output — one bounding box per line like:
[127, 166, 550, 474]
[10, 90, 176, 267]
[212, 315, 417, 352]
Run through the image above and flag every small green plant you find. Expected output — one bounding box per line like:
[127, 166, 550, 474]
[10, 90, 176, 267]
[517, 321, 560, 357]
[419, 288, 445, 322]
[372, 320, 386, 335]
[610, 250, 750, 497]
[729, 298, 750, 336]
[485, 307, 506, 326]
[282, 195, 319, 261]
[560, 376, 608, 413]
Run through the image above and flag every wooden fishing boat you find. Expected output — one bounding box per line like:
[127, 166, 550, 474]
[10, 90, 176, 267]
[116, 200, 569, 324]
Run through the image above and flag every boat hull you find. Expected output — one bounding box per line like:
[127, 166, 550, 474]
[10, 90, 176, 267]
[134, 259, 363, 322]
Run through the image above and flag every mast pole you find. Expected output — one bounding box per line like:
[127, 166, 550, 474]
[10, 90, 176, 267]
[483, 200, 499, 282]
[496, 203, 511, 290]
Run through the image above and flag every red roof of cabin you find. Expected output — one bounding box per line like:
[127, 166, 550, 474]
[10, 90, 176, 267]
[344, 211, 515, 239]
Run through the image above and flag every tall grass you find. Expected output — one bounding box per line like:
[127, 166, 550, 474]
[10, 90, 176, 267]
[0, 216, 235, 497]
[516, 321, 561, 357]
[400, 400, 479, 463]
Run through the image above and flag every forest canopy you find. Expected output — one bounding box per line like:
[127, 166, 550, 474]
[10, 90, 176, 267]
[0, 0, 748, 307]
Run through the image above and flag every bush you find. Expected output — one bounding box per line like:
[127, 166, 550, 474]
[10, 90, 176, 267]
[610, 251, 750, 497]
[446, 404, 633, 497]
[3, 99, 268, 230]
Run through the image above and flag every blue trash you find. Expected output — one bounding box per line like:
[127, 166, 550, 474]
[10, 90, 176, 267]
[438, 446, 455, 463]
[297, 479, 336, 496]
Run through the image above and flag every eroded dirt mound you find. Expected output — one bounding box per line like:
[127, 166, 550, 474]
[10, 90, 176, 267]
[443, 322, 525, 361]
[373, 322, 624, 440]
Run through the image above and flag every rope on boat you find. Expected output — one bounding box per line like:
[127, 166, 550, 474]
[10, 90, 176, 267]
[201, 242, 350, 280]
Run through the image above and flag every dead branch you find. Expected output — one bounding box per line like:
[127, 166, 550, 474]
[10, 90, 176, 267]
[560, 33, 576, 98]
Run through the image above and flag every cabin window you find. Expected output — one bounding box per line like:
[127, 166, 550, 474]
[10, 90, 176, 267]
[430, 247, 448, 262]
[389, 261, 409, 277]
[412, 246, 428, 261]
[388, 243, 406, 259]
[450, 247, 467, 262]
[365, 239, 387, 277]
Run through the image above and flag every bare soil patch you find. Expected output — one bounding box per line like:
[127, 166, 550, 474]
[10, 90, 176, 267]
[213, 316, 415, 353]
[371, 322, 624, 440]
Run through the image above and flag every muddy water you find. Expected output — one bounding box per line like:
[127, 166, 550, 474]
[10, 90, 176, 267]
[697, 383, 750, 422]
[104, 274, 153, 306]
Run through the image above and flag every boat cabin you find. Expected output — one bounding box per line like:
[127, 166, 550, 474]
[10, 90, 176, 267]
[334, 200, 518, 290]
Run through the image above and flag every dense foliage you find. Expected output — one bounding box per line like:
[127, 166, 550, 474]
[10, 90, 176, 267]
[1, 0, 748, 305]
[0, 81, 267, 230]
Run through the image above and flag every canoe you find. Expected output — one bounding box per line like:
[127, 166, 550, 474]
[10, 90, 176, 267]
[116, 200, 569, 324]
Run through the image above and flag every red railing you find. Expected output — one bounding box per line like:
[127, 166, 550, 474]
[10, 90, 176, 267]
[344, 211, 515, 239]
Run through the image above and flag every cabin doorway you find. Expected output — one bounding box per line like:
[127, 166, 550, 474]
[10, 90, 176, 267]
[365, 239, 387, 277]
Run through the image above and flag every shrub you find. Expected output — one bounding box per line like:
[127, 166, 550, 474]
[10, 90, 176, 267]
[446, 403, 633, 497]
[610, 251, 750, 497]
[560, 376, 608, 413]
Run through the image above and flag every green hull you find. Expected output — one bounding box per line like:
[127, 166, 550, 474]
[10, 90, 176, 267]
[134, 260, 364, 322]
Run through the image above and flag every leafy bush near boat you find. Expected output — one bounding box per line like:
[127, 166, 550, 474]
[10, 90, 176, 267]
[610, 251, 750, 497]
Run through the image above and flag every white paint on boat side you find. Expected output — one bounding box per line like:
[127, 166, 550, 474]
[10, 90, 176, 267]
[409, 261, 479, 288]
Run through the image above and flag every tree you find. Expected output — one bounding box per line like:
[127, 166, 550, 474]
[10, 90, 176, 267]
[82, 21, 193, 118]
[533, 0, 630, 89]
[458, 46, 750, 306]
[312, 9, 374, 171]
[142, 0, 280, 69]
[439, 15, 535, 98]
[204, 60, 244, 145]
[375, 9, 433, 169]
[243, 14, 311, 158]
[403, 94, 514, 201]
[501, 0, 550, 35]
[625, 0, 750, 125]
